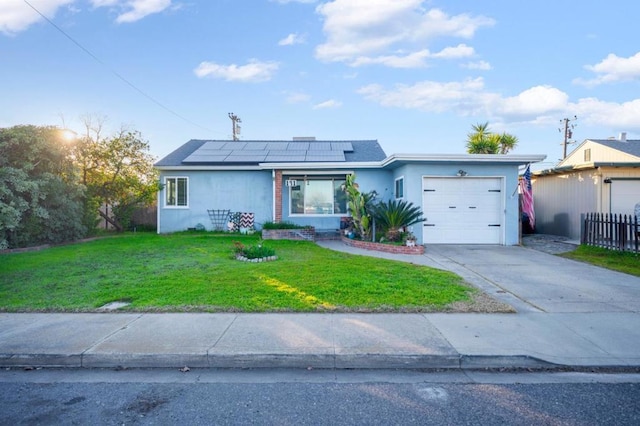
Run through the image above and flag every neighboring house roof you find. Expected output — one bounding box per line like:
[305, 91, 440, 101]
[155, 139, 387, 169]
[588, 139, 640, 158]
[536, 138, 640, 175]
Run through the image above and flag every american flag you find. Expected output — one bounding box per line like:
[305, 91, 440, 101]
[520, 164, 535, 230]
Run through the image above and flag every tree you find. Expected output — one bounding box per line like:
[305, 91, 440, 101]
[0, 125, 86, 249]
[372, 199, 425, 242]
[466, 122, 518, 154]
[73, 123, 159, 232]
[342, 174, 377, 240]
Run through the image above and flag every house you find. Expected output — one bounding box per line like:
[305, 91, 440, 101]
[533, 133, 640, 240]
[154, 138, 545, 245]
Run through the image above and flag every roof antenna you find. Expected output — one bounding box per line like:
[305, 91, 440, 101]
[228, 113, 242, 141]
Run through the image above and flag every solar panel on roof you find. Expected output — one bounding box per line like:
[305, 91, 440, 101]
[288, 142, 309, 150]
[242, 142, 268, 150]
[331, 142, 354, 152]
[308, 142, 332, 151]
[224, 154, 267, 162]
[222, 142, 246, 150]
[183, 155, 230, 163]
[268, 150, 307, 156]
[265, 155, 306, 162]
[266, 142, 289, 150]
[200, 141, 227, 150]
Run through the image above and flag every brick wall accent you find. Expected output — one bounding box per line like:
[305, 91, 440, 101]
[274, 170, 283, 222]
[341, 236, 425, 255]
[262, 228, 315, 241]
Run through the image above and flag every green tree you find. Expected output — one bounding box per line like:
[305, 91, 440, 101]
[466, 122, 518, 154]
[0, 125, 86, 249]
[342, 173, 377, 240]
[73, 124, 159, 231]
[372, 199, 425, 242]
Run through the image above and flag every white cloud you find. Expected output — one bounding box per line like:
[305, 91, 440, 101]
[497, 86, 569, 117]
[313, 99, 342, 109]
[278, 32, 305, 46]
[357, 78, 489, 114]
[357, 76, 640, 131]
[350, 44, 475, 68]
[574, 51, 640, 86]
[315, 0, 494, 67]
[463, 60, 491, 70]
[573, 97, 640, 130]
[0, 0, 74, 35]
[194, 59, 279, 83]
[107, 0, 172, 23]
[431, 44, 475, 59]
[351, 50, 431, 68]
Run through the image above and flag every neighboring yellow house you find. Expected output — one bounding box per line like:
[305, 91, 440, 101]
[533, 133, 640, 240]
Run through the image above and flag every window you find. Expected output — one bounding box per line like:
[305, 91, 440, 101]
[584, 148, 591, 162]
[395, 177, 404, 199]
[165, 177, 188, 207]
[290, 177, 346, 215]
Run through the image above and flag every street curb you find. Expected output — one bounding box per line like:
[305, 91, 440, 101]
[0, 353, 559, 371]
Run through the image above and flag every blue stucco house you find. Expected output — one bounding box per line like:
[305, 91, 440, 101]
[155, 138, 545, 245]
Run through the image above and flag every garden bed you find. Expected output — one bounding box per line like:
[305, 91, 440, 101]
[341, 236, 425, 255]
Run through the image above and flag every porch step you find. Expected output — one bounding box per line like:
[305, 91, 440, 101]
[314, 229, 342, 241]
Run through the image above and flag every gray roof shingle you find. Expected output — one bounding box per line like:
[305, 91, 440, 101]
[590, 139, 640, 158]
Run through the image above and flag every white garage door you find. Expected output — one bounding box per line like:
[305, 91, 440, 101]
[422, 177, 503, 244]
[610, 179, 640, 215]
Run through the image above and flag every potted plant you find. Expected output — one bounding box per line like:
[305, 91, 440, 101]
[404, 232, 417, 247]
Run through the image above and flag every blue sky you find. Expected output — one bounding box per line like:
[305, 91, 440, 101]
[2, 0, 639, 168]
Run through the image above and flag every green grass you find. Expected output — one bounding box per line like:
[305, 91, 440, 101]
[0, 232, 474, 312]
[560, 245, 640, 277]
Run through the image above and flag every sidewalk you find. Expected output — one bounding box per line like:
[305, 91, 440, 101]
[1, 241, 639, 370]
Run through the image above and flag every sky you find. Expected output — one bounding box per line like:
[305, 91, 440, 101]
[2, 0, 640, 169]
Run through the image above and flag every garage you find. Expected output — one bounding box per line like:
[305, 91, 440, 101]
[422, 177, 503, 244]
[609, 178, 640, 215]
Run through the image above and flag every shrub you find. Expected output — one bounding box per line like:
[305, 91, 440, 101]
[262, 221, 308, 230]
[233, 241, 276, 259]
[372, 199, 425, 242]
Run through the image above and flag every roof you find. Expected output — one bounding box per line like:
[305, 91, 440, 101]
[588, 139, 640, 158]
[155, 139, 387, 168]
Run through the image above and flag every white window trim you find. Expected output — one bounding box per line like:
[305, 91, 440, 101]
[164, 176, 189, 208]
[395, 176, 405, 199]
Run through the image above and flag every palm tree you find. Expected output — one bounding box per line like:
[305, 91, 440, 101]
[372, 199, 425, 242]
[465, 122, 518, 154]
[497, 132, 518, 154]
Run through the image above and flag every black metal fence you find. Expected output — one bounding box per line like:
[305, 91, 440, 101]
[582, 212, 639, 253]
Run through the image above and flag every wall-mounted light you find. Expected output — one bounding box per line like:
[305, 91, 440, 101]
[456, 170, 468, 177]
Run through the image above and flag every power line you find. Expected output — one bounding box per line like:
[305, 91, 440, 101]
[22, 0, 215, 134]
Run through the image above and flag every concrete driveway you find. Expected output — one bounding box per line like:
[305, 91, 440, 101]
[424, 244, 640, 314]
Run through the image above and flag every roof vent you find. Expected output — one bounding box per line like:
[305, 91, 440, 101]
[292, 137, 316, 141]
[619, 132, 627, 142]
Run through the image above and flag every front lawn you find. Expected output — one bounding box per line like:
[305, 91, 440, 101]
[560, 245, 640, 277]
[0, 232, 494, 313]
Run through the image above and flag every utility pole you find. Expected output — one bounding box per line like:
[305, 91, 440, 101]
[559, 115, 577, 159]
[228, 113, 242, 141]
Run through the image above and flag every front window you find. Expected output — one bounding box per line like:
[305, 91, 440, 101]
[584, 148, 591, 162]
[290, 177, 346, 215]
[165, 177, 188, 207]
